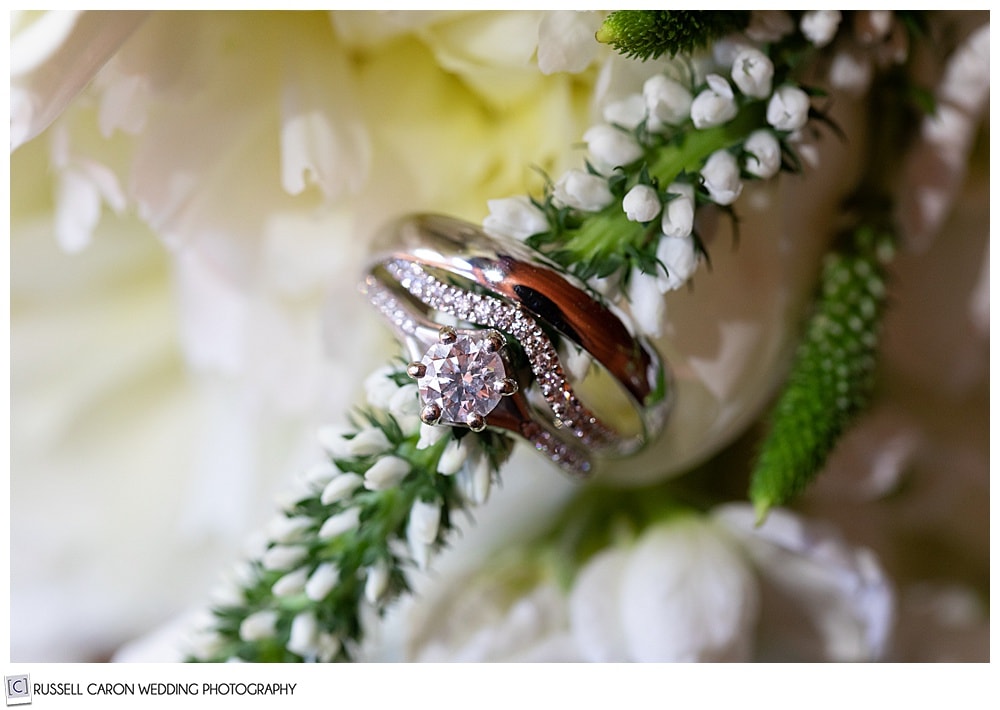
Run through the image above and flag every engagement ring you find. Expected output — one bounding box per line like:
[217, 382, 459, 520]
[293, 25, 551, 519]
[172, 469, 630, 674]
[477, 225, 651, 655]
[362, 214, 671, 476]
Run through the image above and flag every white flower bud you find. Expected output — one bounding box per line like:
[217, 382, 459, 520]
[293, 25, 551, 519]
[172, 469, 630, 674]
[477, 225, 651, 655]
[700, 150, 743, 205]
[363, 455, 410, 491]
[416, 422, 447, 450]
[622, 184, 661, 223]
[320, 472, 363, 505]
[261, 544, 307, 572]
[643, 74, 693, 130]
[602, 93, 647, 130]
[436, 437, 467, 475]
[731, 48, 774, 99]
[272, 567, 309, 597]
[316, 425, 352, 459]
[766, 85, 811, 132]
[628, 266, 665, 339]
[656, 233, 699, 293]
[407, 498, 442, 547]
[287, 611, 319, 658]
[364, 559, 391, 605]
[660, 182, 695, 239]
[743, 129, 782, 179]
[318, 506, 361, 540]
[239, 610, 278, 642]
[800, 10, 842, 48]
[552, 169, 615, 212]
[345, 426, 392, 457]
[305, 562, 340, 601]
[389, 383, 420, 418]
[583, 124, 643, 171]
[690, 75, 738, 129]
[265, 515, 312, 543]
[303, 460, 340, 488]
[456, 454, 492, 505]
[483, 196, 549, 241]
[363, 366, 399, 410]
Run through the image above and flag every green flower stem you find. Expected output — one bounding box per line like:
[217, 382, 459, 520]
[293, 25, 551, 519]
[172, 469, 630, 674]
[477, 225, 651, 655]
[190, 398, 514, 662]
[561, 103, 765, 267]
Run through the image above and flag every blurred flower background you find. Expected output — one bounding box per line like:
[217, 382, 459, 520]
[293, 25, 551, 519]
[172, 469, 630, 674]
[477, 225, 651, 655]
[9, 10, 989, 662]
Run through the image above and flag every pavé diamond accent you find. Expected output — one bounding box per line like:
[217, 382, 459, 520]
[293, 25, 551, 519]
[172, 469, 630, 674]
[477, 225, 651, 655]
[417, 331, 506, 425]
[383, 259, 615, 449]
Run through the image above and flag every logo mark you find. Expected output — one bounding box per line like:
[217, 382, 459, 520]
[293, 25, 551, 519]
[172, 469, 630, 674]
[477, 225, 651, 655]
[5, 676, 31, 706]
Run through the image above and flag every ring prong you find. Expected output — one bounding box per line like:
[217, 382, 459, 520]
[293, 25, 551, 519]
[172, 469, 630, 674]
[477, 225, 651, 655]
[406, 362, 426, 379]
[466, 413, 487, 432]
[493, 377, 518, 396]
[484, 330, 505, 353]
[438, 326, 457, 344]
[420, 403, 442, 425]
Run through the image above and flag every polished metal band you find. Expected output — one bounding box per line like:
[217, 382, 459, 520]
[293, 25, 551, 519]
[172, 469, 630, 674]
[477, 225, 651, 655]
[361, 213, 672, 475]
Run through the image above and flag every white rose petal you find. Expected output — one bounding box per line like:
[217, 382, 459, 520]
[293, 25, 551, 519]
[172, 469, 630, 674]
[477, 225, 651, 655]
[568, 547, 631, 661]
[731, 48, 774, 99]
[643, 74, 693, 130]
[622, 184, 661, 223]
[767, 85, 811, 132]
[318, 507, 361, 540]
[743, 129, 782, 179]
[363, 455, 410, 491]
[305, 562, 340, 602]
[619, 518, 759, 662]
[239, 610, 278, 642]
[536, 10, 602, 75]
[660, 182, 695, 239]
[690, 74, 738, 129]
[483, 196, 549, 241]
[700, 149, 743, 205]
[320, 472, 363, 505]
[552, 169, 614, 212]
[713, 503, 895, 662]
[800, 10, 842, 48]
[583, 124, 643, 171]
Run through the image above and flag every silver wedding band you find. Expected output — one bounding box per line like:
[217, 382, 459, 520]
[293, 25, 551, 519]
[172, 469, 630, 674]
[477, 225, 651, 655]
[361, 214, 671, 476]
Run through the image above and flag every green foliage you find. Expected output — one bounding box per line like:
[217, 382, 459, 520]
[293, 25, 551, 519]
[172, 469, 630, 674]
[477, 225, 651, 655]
[189, 370, 514, 662]
[749, 226, 894, 521]
[597, 10, 751, 61]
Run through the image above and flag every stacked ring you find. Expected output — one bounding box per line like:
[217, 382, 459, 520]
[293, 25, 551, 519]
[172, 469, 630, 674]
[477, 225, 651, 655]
[361, 214, 671, 476]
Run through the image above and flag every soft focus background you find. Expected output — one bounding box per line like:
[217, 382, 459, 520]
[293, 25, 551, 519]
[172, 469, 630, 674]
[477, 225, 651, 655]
[8, 10, 989, 662]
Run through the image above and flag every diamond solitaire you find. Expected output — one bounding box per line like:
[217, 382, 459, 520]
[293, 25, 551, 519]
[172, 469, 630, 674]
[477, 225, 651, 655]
[407, 326, 518, 432]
